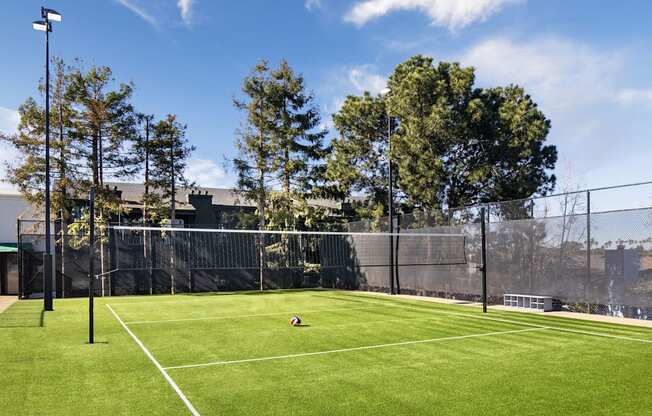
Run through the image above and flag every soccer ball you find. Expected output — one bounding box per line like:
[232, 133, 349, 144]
[290, 315, 302, 326]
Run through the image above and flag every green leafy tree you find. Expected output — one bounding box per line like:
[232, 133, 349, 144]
[386, 56, 557, 210]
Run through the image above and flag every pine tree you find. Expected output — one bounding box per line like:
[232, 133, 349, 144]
[65, 63, 139, 279]
[65, 63, 139, 219]
[1, 58, 79, 216]
[133, 113, 162, 224]
[149, 114, 195, 223]
[266, 60, 329, 231]
[326, 92, 397, 222]
[386, 56, 557, 210]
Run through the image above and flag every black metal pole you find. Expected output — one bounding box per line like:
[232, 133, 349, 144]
[88, 188, 95, 344]
[586, 190, 591, 309]
[43, 10, 53, 312]
[481, 207, 488, 313]
[388, 116, 395, 295]
[169, 136, 176, 295]
[17, 219, 22, 299]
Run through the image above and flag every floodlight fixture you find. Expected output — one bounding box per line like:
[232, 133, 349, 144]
[42, 8, 62, 22]
[32, 20, 48, 32]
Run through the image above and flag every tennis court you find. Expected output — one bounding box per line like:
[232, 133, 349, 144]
[5, 289, 648, 415]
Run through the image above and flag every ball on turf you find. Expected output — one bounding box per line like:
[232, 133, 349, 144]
[290, 315, 302, 326]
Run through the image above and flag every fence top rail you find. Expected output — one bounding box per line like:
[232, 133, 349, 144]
[109, 225, 465, 239]
[447, 179, 652, 212]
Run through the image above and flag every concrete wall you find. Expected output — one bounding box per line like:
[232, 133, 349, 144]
[0, 192, 30, 243]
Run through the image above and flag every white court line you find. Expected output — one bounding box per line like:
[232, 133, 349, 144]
[106, 305, 201, 416]
[163, 327, 546, 370]
[342, 295, 652, 345]
[125, 305, 388, 325]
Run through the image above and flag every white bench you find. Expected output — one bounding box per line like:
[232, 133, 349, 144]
[503, 294, 560, 312]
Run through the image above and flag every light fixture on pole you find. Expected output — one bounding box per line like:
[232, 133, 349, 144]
[33, 6, 62, 312]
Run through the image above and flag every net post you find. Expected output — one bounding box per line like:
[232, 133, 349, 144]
[88, 187, 95, 344]
[586, 190, 591, 312]
[480, 207, 488, 313]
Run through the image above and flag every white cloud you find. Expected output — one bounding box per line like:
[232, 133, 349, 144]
[616, 88, 652, 108]
[115, 0, 159, 28]
[0, 107, 19, 134]
[177, 0, 195, 25]
[318, 65, 388, 116]
[305, 0, 323, 11]
[347, 65, 387, 95]
[0, 107, 20, 192]
[185, 158, 233, 188]
[345, 0, 519, 30]
[459, 36, 624, 112]
[456, 36, 652, 190]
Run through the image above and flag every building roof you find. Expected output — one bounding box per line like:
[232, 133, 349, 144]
[105, 182, 348, 211]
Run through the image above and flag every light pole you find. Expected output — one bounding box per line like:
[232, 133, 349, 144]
[388, 114, 395, 295]
[33, 7, 62, 312]
[381, 88, 396, 295]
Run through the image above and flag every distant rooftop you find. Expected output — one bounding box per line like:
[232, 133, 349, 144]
[105, 182, 351, 211]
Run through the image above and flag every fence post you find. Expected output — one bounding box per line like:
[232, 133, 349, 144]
[529, 200, 535, 292]
[586, 190, 591, 311]
[17, 218, 22, 299]
[88, 188, 95, 344]
[481, 207, 488, 313]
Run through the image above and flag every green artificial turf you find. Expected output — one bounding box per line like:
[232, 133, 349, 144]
[1, 289, 651, 415]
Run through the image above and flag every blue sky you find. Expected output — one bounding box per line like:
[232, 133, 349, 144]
[2, 0, 652, 209]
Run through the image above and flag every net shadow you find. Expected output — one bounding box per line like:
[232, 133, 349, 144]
[0, 307, 44, 328]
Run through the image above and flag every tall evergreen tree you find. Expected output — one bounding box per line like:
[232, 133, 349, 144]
[233, 60, 281, 232]
[133, 113, 161, 223]
[64, 63, 139, 279]
[65, 64, 139, 219]
[266, 60, 329, 230]
[149, 114, 195, 222]
[1, 57, 79, 216]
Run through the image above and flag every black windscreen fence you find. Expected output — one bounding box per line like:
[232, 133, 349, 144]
[104, 228, 466, 295]
[16, 183, 652, 320]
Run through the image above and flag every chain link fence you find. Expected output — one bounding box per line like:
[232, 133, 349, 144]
[16, 182, 652, 319]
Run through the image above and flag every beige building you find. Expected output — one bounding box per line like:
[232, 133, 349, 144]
[0, 191, 30, 295]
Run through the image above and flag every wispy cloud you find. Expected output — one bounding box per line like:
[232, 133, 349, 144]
[459, 36, 623, 112]
[115, 0, 160, 29]
[185, 158, 233, 188]
[346, 65, 387, 96]
[177, 0, 195, 25]
[457, 36, 652, 187]
[305, 0, 323, 11]
[345, 0, 520, 31]
[318, 65, 387, 118]
[616, 88, 652, 108]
